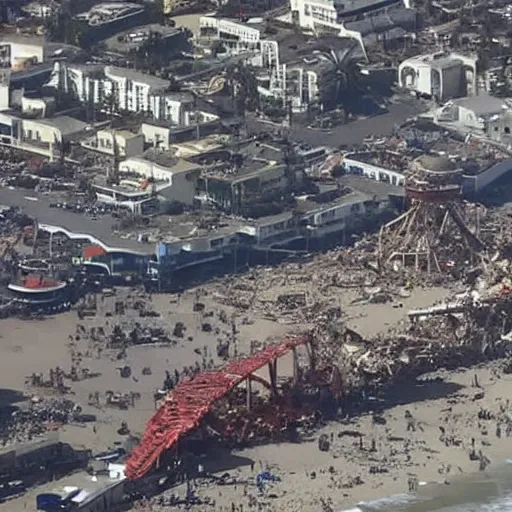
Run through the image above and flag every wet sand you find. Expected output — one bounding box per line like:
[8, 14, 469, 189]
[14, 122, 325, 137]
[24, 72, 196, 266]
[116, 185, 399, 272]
[2, 282, 502, 511]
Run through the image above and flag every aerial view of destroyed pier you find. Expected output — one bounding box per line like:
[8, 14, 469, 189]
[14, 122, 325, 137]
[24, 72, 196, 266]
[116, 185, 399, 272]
[6, 1, 512, 512]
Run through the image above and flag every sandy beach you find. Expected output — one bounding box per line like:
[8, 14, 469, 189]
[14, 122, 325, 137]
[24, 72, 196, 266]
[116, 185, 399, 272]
[1, 280, 511, 511]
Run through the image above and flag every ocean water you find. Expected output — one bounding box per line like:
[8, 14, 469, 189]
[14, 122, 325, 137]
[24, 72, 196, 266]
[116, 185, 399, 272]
[341, 462, 512, 512]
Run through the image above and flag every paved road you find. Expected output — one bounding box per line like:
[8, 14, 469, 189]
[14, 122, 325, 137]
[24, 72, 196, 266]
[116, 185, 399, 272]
[247, 98, 426, 147]
[0, 187, 153, 253]
[0, 98, 422, 251]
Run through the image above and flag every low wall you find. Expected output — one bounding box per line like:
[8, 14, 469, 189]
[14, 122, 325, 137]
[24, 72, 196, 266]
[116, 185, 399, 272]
[462, 158, 512, 196]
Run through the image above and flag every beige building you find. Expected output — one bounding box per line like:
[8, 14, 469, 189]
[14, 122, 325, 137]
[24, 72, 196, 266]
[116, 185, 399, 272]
[82, 129, 144, 158]
[119, 156, 201, 205]
[434, 95, 508, 134]
[0, 113, 87, 159]
[398, 52, 478, 101]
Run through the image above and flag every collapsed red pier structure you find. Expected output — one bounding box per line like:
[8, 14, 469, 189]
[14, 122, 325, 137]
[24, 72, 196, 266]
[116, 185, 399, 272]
[125, 335, 311, 480]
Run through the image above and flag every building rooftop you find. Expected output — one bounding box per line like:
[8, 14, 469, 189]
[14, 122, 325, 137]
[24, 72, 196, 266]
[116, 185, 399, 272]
[197, 139, 286, 181]
[345, 8, 416, 36]
[429, 57, 462, 70]
[126, 23, 183, 38]
[147, 211, 246, 243]
[32, 469, 124, 508]
[296, 189, 372, 215]
[105, 66, 171, 92]
[68, 63, 105, 77]
[402, 51, 477, 69]
[98, 128, 140, 140]
[333, 0, 400, 12]
[413, 154, 458, 173]
[339, 174, 405, 197]
[92, 176, 154, 196]
[452, 95, 507, 117]
[105, 24, 185, 53]
[344, 150, 408, 173]
[140, 150, 201, 174]
[76, 2, 144, 26]
[0, 36, 80, 59]
[36, 116, 88, 136]
[166, 134, 228, 156]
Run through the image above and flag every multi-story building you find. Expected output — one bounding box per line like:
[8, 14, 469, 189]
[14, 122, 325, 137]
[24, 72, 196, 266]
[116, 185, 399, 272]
[199, 16, 280, 69]
[47, 63, 196, 123]
[81, 129, 144, 158]
[290, 0, 416, 49]
[75, 2, 145, 27]
[398, 51, 478, 101]
[92, 154, 201, 213]
[0, 112, 87, 159]
[103, 66, 171, 116]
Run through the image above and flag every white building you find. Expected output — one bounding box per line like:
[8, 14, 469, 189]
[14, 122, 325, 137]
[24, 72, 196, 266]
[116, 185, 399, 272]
[22, 2, 57, 18]
[75, 2, 144, 27]
[141, 111, 221, 150]
[199, 16, 262, 50]
[49, 63, 196, 123]
[119, 156, 201, 205]
[81, 129, 144, 158]
[343, 154, 405, 186]
[434, 95, 509, 135]
[290, 0, 416, 50]
[103, 66, 171, 116]
[0, 36, 78, 71]
[0, 38, 44, 71]
[398, 52, 478, 101]
[0, 112, 87, 159]
[199, 16, 280, 69]
[0, 71, 9, 110]
[21, 95, 55, 117]
[49, 63, 197, 123]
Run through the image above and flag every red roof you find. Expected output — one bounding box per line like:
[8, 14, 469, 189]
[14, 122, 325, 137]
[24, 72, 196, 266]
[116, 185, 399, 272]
[125, 335, 309, 480]
[22, 276, 60, 289]
[83, 245, 106, 259]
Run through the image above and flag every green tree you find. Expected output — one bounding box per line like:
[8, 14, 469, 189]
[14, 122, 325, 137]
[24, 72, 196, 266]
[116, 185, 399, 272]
[146, 0, 165, 24]
[318, 44, 365, 116]
[211, 40, 227, 58]
[317, 42, 390, 118]
[46, 1, 89, 48]
[226, 62, 260, 115]
[54, 89, 80, 111]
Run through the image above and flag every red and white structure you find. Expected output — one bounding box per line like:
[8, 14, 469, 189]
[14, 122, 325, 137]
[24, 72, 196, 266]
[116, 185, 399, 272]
[125, 335, 314, 480]
[378, 154, 485, 273]
[7, 276, 69, 307]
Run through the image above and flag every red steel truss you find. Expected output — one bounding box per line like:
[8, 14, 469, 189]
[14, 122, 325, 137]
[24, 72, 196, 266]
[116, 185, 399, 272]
[125, 335, 309, 480]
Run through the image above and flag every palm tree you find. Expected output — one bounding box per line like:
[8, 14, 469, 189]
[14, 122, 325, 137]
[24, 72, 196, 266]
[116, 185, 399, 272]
[226, 62, 260, 116]
[317, 42, 366, 118]
[102, 89, 118, 122]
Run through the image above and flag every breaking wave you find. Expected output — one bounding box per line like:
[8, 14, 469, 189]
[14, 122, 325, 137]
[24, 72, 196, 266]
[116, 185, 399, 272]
[356, 493, 417, 510]
[340, 490, 512, 512]
[339, 493, 417, 512]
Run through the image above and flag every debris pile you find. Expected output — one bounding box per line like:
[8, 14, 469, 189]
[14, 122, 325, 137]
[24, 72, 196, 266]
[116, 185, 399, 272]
[0, 397, 78, 446]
